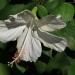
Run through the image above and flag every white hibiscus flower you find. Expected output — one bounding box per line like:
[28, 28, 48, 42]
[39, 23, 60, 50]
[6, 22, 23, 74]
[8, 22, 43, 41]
[0, 10, 67, 65]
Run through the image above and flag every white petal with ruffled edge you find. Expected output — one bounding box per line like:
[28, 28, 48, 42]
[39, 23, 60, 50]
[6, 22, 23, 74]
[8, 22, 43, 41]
[17, 26, 28, 49]
[17, 27, 42, 62]
[38, 14, 66, 32]
[0, 21, 25, 43]
[34, 29, 67, 52]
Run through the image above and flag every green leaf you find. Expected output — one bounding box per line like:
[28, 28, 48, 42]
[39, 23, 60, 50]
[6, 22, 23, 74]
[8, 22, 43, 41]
[44, 0, 64, 13]
[67, 65, 75, 75]
[59, 3, 74, 22]
[52, 19, 75, 51]
[51, 3, 74, 22]
[46, 52, 70, 73]
[43, 50, 52, 58]
[16, 64, 26, 73]
[0, 42, 7, 50]
[67, 57, 75, 66]
[66, 57, 75, 75]
[0, 0, 39, 20]
[37, 5, 48, 17]
[34, 61, 47, 74]
[0, 64, 10, 75]
[0, 0, 8, 10]
[62, 57, 75, 75]
[12, 63, 26, 75]
[0, 4, 26, 19]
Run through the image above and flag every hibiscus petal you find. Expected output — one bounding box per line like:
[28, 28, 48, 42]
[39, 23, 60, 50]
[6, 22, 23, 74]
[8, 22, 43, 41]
[38, 14, 66, 31]
[4, 16, 26, 29]
[35, 29, 67, 52]
[17, 20, 36, 49]
[10, 10, 35, 24]
[17, 28, 42, 62]
[17, 26, 28, 49]
[0, 21, 25, 43]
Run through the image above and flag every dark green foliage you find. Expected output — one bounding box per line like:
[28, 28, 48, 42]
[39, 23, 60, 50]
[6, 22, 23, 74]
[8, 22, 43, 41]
[0, 0, 75, 75]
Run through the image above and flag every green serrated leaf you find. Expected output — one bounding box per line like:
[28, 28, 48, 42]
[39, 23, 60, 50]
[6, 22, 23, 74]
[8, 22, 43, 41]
[34, 61, 47, 74]
[37, 5, 48, 17]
